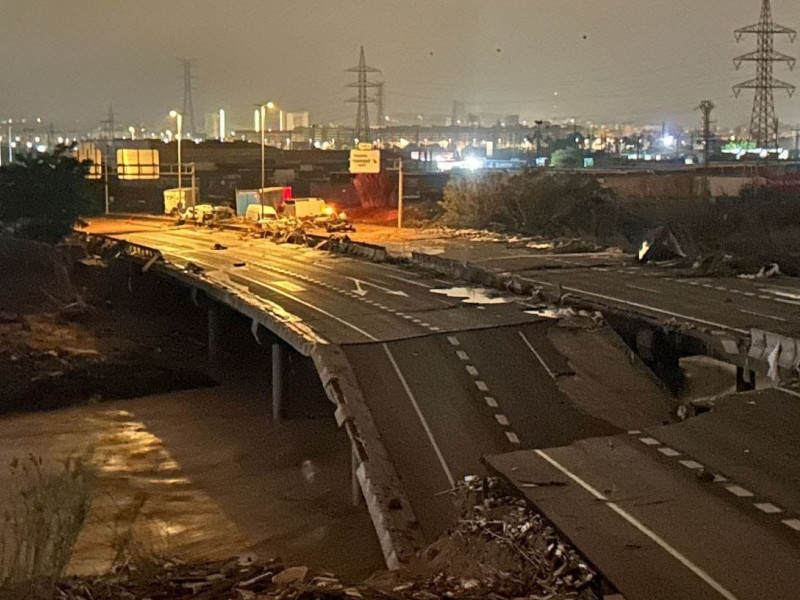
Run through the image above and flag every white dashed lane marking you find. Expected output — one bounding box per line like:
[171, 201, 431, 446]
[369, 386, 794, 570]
[485, 397, 498, 408]
[755, 503, 783, 514]
[630, 431, 796, 530]
[505, 432, 520, 445]
[782, 519, 800, 531]
[725, 485, 754, 498]
[456, 350, 470, 361]
[680, 460, 704, 470]
[475, 381, 489, 392]
[466, 365, 479, 377]
[495, 414, 510, 426]
[448, 336, 460, 346]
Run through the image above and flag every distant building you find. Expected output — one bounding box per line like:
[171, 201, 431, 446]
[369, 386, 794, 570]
[285, 112, 310, 131]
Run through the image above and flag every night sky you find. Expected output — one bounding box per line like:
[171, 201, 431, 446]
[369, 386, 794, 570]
[2, 0, 799, 130]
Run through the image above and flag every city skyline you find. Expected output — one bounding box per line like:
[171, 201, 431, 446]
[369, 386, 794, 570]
[2, 0, 799, 132]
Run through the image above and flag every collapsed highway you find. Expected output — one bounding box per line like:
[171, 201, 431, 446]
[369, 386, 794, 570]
[81, 218, 800, 599]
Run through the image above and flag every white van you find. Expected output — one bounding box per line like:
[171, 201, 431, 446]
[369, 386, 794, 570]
[245, 204, 278, 223]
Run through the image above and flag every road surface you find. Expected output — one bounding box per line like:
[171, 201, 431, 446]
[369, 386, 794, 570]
[487, 385, 800, 600]
[84, 220, 676, 542]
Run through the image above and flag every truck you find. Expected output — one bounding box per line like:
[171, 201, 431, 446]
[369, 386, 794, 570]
[235, 187, 292, 217]
[281, 197, 329, 219]
[163, 187, 198, 216]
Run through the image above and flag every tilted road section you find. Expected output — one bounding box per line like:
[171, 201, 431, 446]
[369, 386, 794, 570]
[84, 220, 678, 568]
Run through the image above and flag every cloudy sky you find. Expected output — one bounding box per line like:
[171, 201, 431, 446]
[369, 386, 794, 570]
[2, 0, 799, 131]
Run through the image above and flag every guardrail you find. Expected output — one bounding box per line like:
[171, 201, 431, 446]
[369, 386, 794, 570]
[81, 232, 164, 264]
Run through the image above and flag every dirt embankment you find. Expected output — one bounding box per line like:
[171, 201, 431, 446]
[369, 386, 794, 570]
[0, 234, 213, 414]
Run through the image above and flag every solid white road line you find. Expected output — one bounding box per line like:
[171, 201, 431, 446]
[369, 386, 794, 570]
[382, 344, 455, 488]
[739, 309, 788, 323]
[520, 277, 749, 335]
[257, 280, 379, 341]
[518, 331, 557, 380]
[533, 449, 740, 600]
[777, 387, 800, 400]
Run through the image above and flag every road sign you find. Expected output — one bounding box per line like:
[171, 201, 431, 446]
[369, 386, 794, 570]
[349, 149, 381, 174]
[357, 142, 374, 150]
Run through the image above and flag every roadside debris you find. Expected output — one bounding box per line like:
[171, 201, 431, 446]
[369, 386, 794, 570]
[738, 262, 781, 280]
[638, 226, 685, 263]
[431, 286, 511, 305]
[370, 476, 599, 600]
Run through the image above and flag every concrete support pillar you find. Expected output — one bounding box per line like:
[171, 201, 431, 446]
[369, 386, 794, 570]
[351, 448, 362, 507]
[207, 304, 221, 375]
[736, 366, 756, 392]
[271, 342, 283, 422]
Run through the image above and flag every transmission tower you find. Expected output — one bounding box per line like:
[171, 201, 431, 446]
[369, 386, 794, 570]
[100, 104, 115, 140]
[697, 100, 715, 164]
[180, 58, 197, 139]
[345, 47, 381, 143]
[733, 0, 796, 149]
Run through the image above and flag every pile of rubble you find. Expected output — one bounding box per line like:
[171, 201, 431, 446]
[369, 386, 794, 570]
[42, 477, 598, 600]
[370, 476, 599, 600]
[52, 557, 367, 600]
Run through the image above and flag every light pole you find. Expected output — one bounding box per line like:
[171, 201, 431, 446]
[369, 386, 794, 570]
[169, 110, 183, 192]
[257, 101, 275, 217]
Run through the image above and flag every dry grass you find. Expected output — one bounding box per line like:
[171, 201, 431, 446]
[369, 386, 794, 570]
[0, 455, 90, 599]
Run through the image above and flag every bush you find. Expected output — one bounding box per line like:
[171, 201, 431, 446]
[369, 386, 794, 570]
[353, 173, 397, 209]
[0, 147, 99, 244]
[442, 170, 629, 243]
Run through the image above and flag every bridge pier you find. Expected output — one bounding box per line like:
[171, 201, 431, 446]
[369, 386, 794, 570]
[736, 366, 757, 392]
[272, 342, 284, 422]
[207, 304, 222, 375]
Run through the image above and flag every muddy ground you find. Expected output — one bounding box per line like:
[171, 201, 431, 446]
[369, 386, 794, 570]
[0, 234, 384, 582]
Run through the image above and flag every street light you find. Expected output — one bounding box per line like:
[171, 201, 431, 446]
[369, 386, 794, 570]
[169, 110, 183, 192]
[256, 101, 276, 217]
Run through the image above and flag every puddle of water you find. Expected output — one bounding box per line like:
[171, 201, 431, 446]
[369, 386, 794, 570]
[431, 286, 510, 305]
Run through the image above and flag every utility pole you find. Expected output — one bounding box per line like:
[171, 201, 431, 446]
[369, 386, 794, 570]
[345, 47, 381, 143]
[534, 120, 543, 161]
[698, 100, 715, 165]
[733, 0, 796, 149]
[100, 105, 116, 214]
[375, 81, 385, 130]
[180, 58, 197, 140]
[396, 158, 403, 229]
